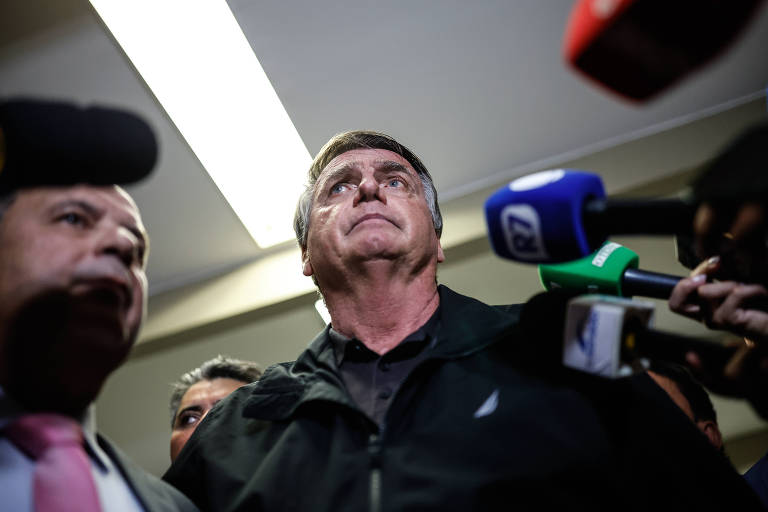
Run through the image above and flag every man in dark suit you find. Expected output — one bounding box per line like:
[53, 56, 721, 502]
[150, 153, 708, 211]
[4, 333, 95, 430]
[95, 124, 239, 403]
[0, 184, 196, 511]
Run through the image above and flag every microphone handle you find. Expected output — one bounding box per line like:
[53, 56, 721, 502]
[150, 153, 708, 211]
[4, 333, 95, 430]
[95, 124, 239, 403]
[583, 198, 695, 242]
[623, 268, 768, 310]
[633, 327, 737, 373]
[621, 268, 680, 299]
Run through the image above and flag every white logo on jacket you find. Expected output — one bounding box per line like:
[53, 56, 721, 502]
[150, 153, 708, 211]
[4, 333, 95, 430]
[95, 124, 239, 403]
[473, 389, 500, 418]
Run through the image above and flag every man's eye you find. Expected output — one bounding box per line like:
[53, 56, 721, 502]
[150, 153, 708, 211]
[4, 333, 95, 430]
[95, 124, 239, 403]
[387, 178, 404, 188]
[177, 412, 201, 428]
[59, 212, 87, 226]
[330, 183, 350, 195]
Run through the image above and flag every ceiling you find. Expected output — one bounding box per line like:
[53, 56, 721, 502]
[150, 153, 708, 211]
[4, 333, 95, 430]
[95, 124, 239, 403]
[1, 0, 767, 296]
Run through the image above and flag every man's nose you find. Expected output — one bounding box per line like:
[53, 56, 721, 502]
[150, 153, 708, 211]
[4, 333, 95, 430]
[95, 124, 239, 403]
[97, 225, 140, 268]
[353, 175, 386, 206]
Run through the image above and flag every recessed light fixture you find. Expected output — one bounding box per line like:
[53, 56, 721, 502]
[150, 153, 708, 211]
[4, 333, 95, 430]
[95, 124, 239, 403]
[89, 0, 311, 248]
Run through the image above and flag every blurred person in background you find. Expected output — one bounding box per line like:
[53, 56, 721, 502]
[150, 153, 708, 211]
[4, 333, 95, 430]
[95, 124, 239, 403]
[0, 185, 197, 511]
[169, 355, 262, 462]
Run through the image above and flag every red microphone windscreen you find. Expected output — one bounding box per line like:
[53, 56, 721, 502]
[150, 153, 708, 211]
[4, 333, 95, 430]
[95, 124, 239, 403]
[563, 0, 765, 101]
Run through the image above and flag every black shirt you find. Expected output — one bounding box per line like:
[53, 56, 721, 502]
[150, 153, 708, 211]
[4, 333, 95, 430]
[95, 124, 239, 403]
[328, 307, 441, 429]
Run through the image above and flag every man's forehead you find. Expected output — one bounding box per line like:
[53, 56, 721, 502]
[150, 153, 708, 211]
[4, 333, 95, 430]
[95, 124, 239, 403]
[321, 148, 416, 176]
[26, 185, 136, 212]
[182, 377, 244, 402]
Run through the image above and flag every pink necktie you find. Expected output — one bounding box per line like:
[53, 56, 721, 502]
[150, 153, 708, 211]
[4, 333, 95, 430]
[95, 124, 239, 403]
[5, 413, 102, 512]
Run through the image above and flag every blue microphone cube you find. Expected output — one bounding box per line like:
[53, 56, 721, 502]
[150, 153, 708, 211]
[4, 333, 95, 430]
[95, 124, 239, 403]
[484, 169, 605, 263]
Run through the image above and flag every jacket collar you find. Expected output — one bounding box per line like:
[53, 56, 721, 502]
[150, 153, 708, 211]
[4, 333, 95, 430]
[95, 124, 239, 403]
[428, 285, 520, 358]
[242, 285, 520, 421]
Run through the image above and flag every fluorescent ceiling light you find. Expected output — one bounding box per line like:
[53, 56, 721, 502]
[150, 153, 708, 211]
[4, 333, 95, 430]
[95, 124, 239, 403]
[89, 0, 311, 248]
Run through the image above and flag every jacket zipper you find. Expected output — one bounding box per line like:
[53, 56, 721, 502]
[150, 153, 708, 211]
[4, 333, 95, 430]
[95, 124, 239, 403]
[368, 432, 383, 512]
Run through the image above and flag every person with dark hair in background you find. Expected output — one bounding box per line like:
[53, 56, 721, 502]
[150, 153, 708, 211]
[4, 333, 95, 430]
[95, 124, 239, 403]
[669, 121, 768, 391]
[666, 121, 768, 507]
[647, 361, 723, 451]
[164, 130, 763, 511]
[0, 185, 197, 511]
[169, 355, 262, 462]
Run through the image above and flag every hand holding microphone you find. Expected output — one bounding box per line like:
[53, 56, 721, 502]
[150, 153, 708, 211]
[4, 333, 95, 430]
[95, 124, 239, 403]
[670, 256, 768, 343]
[537, 239, 768, 353]
[667, 255, 768, 407]
[522, 288, 768, 417]
[519, 289, 737, 379]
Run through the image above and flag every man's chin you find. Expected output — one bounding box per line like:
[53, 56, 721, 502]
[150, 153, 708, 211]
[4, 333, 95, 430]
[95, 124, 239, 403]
[36, 301, 134, 361]
[2, 290, 136, 412]
[65, 322, 134, 356]
[350, 237, 403, 261]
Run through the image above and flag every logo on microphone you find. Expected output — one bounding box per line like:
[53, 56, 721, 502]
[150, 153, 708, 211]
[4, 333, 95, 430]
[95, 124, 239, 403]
[577, 309, 598, 359]
[499, 204, 548, 261]
[591, 241, 622, 268]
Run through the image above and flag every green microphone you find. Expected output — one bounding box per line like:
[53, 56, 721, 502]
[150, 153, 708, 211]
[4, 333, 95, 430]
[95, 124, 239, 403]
[538, 242, 681, 299]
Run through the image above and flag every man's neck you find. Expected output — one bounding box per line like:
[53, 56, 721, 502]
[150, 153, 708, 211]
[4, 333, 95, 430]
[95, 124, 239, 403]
[322, 269, 440, 355]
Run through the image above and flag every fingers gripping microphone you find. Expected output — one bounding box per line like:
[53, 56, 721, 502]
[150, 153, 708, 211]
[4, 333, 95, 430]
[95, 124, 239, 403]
[539, 241, 682, 299]
[0, 98, 158, 193]
[563, 0, 765, 101]
[484, 169, 694, 263]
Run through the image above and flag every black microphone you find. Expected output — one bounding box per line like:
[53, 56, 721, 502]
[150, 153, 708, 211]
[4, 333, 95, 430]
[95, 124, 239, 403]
[0, 98, 158, 193]
[519, 290, 737, 379]
[582, 196, 694, 247]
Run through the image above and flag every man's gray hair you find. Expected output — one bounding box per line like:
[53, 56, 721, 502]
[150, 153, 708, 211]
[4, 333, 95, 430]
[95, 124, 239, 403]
[169, 354, 262, 426]
[293, 130, 443, 250]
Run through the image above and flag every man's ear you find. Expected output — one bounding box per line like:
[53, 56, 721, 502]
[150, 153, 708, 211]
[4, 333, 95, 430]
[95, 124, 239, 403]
[437, 240, 445, 263]
[697, 419, 723, 450]
[302, 248, 313, 277]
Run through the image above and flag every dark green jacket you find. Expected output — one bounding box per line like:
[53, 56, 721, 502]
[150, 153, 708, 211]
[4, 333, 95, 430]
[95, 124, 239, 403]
[164, 286, 761, 511]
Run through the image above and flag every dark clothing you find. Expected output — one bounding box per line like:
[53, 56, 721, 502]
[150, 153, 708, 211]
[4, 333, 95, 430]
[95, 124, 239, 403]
[98, 435, 199, 512]
[745, 451, 768, 508]
[164, 286, 762, 511]
[329, 306, 440, 427]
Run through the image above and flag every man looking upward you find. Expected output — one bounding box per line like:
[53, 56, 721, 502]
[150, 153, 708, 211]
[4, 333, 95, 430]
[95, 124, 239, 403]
[165, 131, 761, 511]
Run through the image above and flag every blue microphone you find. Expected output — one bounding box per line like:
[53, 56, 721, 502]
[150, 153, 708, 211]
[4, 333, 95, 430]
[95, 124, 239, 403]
[485, 169, 694, 263]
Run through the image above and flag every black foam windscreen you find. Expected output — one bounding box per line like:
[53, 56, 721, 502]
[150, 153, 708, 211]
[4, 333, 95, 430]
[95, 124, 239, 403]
[0, 98, 158, 193]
